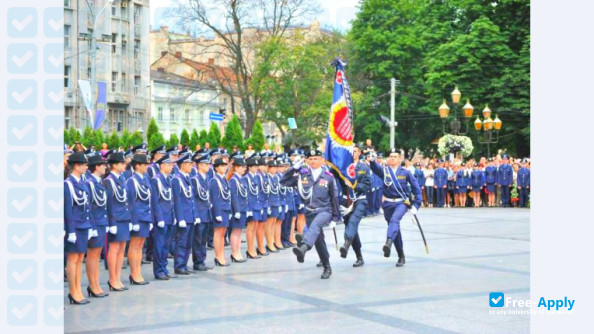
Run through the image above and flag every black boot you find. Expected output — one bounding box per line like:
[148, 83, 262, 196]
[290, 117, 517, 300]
[321, 265, 332, 279]
[295, 233, 303, 247]
[316, 261, 323, 268]
[292, 244, 309, 263]
[382, 238, 393, 258]
[339, 238, 352, 259]
[353, 257, 364, 267]
[395, 246, 405, 267]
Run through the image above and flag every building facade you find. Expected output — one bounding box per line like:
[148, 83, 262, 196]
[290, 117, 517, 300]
[64, 0, 150, 134]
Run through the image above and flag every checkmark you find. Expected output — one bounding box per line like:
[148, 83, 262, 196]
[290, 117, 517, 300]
[491, 296, 502, 304]
[12, 195, 33, 212]
[48, 163, 61, 176]
[48, 234, 62, 248]
[48, 90, 63, 103]
[11, 303, 34, 320]
[12, 15, 33, 31]
[47, 126, 63, 139]
[47, 271, 62, 284]
[12, 87, 34, 104]
[47, 307, 63, 320]
[47, 54, 63, 67]
[47, 17, 63, 31]
[12, 123, 34, 140]
[11, 231, 34, 248]
[12, 159, 34, 176]
[12, 51, 34, 68]
[48, 199, 63, 211]
[12, 267, 34, 283]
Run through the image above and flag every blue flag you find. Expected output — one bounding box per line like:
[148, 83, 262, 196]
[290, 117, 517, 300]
[93, 82, 107, 130]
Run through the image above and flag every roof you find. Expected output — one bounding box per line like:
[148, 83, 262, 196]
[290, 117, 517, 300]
[150, 69, 216, 90]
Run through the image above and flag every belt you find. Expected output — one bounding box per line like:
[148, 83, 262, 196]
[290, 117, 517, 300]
[384, 197, 404, 203]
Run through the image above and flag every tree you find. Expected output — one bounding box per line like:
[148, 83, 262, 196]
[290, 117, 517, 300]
[68, 127, 81, 145]
[146, 118, 159, 145]
[198, 129, 208, 146]
[246, 120, 265, 151]
[207, 122, 221, 148]
[94, 129, 105, 148]
[180, 129, 190, 147]
[167, 133, 179, 147]
[149, 132, 166, 151]
[129, 131, 144, 147]
[190, 129, 199, 149]
[169, 0, 317, 136]
[120, 129, 131, 149]
[64, 129, 71, 147]
[107, 131, 119, 149]
[82, 126, 95, 148]
[222, 115, 244, 152]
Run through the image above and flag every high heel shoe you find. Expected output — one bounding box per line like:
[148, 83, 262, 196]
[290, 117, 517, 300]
[246, 251, 260, 259]
[274, 243, 285, 250]
[214, 258, 230, 267]
[68, 293, 90, 305]
[266, 245, 279, 253]
[129, 275, 150, 285]
[87, 286, 109, 298]
[257, 248, 269, 256]
[107, 281, 126, 292]
[230, 255, 247, 263]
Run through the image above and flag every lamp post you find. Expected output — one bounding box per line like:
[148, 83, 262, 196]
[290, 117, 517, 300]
[438, 86, 474, 135]
[473, 104, 503, 157]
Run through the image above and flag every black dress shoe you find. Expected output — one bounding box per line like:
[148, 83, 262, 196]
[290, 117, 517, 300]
[295, 233, 303, 246]
[257, 249, 269, 256]
[107, 281, 126, 292]
[266, 245, 279, 253]
[129, 275, 150, 285]
[194, 264, 208, 271]
[214, 258, 230, 267]
[87, 286, 109, 298]
[142, 259, 152, 264]
[166, 273, 178, 278]
[231, 255, 247, 263]
[207, 243, 214, 249]
[353, 257, 365, 267]
[273, 243, 285, 250]
[246, 251, 261, 259]
[383, 238, 393, 258]
[68, 293, 90, 305]
[396, 257, 406, 267]
[155, 275, 169, 280]
[321, 267, 332, 279]
[316, 261, 323, 268]
[340, 239, 352, 258]
[174, 269, 190, 275]
[292, 244, 309, 263]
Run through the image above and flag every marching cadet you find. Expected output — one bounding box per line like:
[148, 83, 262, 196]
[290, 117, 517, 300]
[190, 152, 215, 271]
[104, 152, 131, 292]
[85, 153, 109, 298]
[497, 154, 514, 207]
[413, 162, 425, 206]
[172, 152, 198, 275]
[229, 157, 249, 262]
[340, 145, 372, 267]
[210, 158, 233, 266]
[456, 162, 470, 207]
[148, 145, 166, 178]
[284, 149, 340, 279]
[275, 156, 289, 250]
[256, 156, 271, 256]
[434, 159, 448, 207]
[265, 160, 281, 253]
[65, 152, 93, 304]
[150, 152, 176, 280]
[369, 148, 422, 267]
[245, 155, 262, 259]
[126, 154, 152, 285]
[516, 158, 530, 207]
[373, 153, 384, 215]
[364, 151, 375, 216]
[289, 150, 304, 246]
[470, 162, 485, 207]
[281, 158, 297, 248]
[484, 158, 498, 207]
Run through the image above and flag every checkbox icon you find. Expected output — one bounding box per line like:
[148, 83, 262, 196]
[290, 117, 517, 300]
[7, 224, 37, 254]
[43, 260, 64, 290]
[489, 292, 505, 307]
[7, 260, 37, 290]
[43, 43, 64, 73]
[7, 80, 37, 110]
[7, 295, 37, 326]
[8, 44, 37, 74]
[44, 187, 63, 218]
[44, 152, 63, 182]
[44, 223, 63, 254]
[43, 115, 64, 146]
[7, 152, 37, 182]
[7, 188, 37, 218]
[7, 7, 37, 38]
[44, 79, 63, 110]
[43, 7, 63, 38]
[44, 296, 63, 326]
[7, 116, 37, 146]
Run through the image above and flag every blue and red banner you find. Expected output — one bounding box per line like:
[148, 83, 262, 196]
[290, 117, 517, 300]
[324, 58, 355, 182]
[93, 81, 107, 130]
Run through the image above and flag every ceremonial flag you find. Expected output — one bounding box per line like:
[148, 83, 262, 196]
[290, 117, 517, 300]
[93, 82, 107, 130]
[324, 58, 355, 182]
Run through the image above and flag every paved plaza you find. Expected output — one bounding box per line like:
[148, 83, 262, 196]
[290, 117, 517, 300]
[65, 208, 530, 334]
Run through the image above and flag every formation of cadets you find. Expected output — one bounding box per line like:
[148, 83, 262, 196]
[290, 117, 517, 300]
[64, 140, 530, 305]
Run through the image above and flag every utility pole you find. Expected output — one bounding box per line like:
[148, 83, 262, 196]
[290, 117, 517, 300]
[390, 78, 399, 149]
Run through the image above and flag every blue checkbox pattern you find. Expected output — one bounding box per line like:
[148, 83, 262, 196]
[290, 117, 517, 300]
[43, 115, 64, 146]
[8, 44, 37, 74]
[7, 224, 37, 254]
[44, 187, 63, 218]
[43, 223, 64, 254]
[7, 259, 37, 290]
[7, 152, 38, 182]
[7, 79, 37, 110]
[7, 295, 38, 326]
[7, 7, 37, 38]
[44, 79, 64, 110]
[43, 295, 63, 326]
[7, 116, 38, 146]
[7, 188, 38, 218]
[43, 7, 63, 38]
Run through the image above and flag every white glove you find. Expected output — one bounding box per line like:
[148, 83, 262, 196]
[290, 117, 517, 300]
[328, 221, 337, 229]
[109, 226, 118, 235]
[292, 158, 303, 170]
[285, 205, 289, 213]
[247, 211, 253, 217]
[178, 220, 187, 228]
[132, 224, 140, 232]
[234, 212, 241, 219]
[63, 230, 66, 238]
[88, 229, 93, 240]
[67, 232, 77, 243]
[267, 208, 271, 215]
[410, 206, 418, 215]
[105, 226, 109, 233]
[129, 223, 133, 231]
[216, 216, 222, 222]
[157, 221, 165, 228]
[194, 218, 201, 225]
[299, 204, 304, 209]
[150, 223, 153, 231]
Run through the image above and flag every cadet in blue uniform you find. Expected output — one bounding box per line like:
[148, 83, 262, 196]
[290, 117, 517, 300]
[265, 160, 281, 252]
[517, 159, 530, 207]
[370, 148, 422, 267]
[65, 152, 93, 304]
[256, 157, 270, 256]
[456, 163, 470, 207]
[284, 149, 340, 279]
[191, 152, 214, 271]
[288, 150, 303, 246]
[171, 153, 197, 275]
[210, 158, 232, 266]
[281, 158, 296, 248]
[364, 151, 376, 216]
[497, 154, 514, 207]
[413, 162, 425, 206]
[434, 159, 448, 207]
[85, 154, 109, 298]
[245, 156, 262, 259]
[122, 150, 134, 180]
[275, 157, 289, 250]
[148, 146, 166, 178]
[126, 154, 152, 285]
[229, 157, 249, 262]
[484, 158, 498, 207]
[150, 153, 176, 280]
[104, 152, 131, 292]
[373, 153, 384, 214]
[340, 145, 372, 267]
[470, 162, 485, 207]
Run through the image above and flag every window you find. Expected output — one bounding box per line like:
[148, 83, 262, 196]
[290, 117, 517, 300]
[121, 72, 126, 91]
[112, 72, 117, 92]
[64, 25, 71, 47]
[112, 2, 116, 16]
[134, 5, 141, 22]
[87, 67, 91, 80]
[170, 109, 175, 122]
[64, 65, 71, 88]
[112, 34, 117, 53]
[134, 76, 140, 94]
[65, 107, 72, 129]
[185, 109, 190, 122]
[134, 40, 140, 59]
[158, 107, 163, 121]
[64, 0, 71, 7]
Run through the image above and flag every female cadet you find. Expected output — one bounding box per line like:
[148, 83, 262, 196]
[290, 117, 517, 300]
[470, 162, 485, 207]
[85, 154, 109, 298]
[228, 157, 249, 262]
[104, 152, 131, 291]
[245, 156, 262, 259]
[275, 157, 288, 250]
[210, 158, 232, 266]
[64, 152, 92, 304]
[456, 163, 470, 207]
[265, 160, 281, 253]
[150, 153, 175, 280]
[126, 154, 152, 285]
[256, 157, 271, 256]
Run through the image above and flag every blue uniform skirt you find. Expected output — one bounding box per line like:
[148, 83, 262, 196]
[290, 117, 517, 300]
[65, 228, 89, 253]
[457, 186, 468, 194]
[131, 221, 151, 238]
[230, 213, 247, 229]
[261, 206, 269, 221]
[108, 221, 131, 243]
[213, 211, 230, 228]
[486, 183, 496, 193]
[471, 185, 482, 192]
[277, 205, 286, 220]
[250, 209, 263, 222]
[269, 205, 279, 218]
[87, 226, 106, 248]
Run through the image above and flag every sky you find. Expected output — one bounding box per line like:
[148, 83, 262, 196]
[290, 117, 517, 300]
[150, 0, 361, 34]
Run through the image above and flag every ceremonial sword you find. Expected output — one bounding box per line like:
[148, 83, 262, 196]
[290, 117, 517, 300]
[412, 214, 429, 254]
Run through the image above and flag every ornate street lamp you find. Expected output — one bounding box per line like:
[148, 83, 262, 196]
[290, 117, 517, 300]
[438, 86, 473, 135]
[474, 104, 503, 157]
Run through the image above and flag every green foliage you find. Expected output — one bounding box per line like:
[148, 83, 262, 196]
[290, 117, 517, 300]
[246, 120, 265, 151]
[149, 132, 166, 151]
[190, 129, 199, 149]
[68, 127, 81, 145]
[167, 133, 179, 147]
[180, 129, 190, 147]
[198, 130, 208, 146]
[222, 115, 245, 151]
[82, 126, 95, 148]
[94, 130, 105, 148]
[64, 129, 70, 147]
[120, 129, 131, 149]
[146, 118, 159, 145]
[107, 131, 119, 149]
[129, 131, 144, 147]
[207, 122, 221, 147]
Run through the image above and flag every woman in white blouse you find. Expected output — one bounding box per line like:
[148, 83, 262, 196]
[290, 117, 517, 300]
[424, 163, 435, 208]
